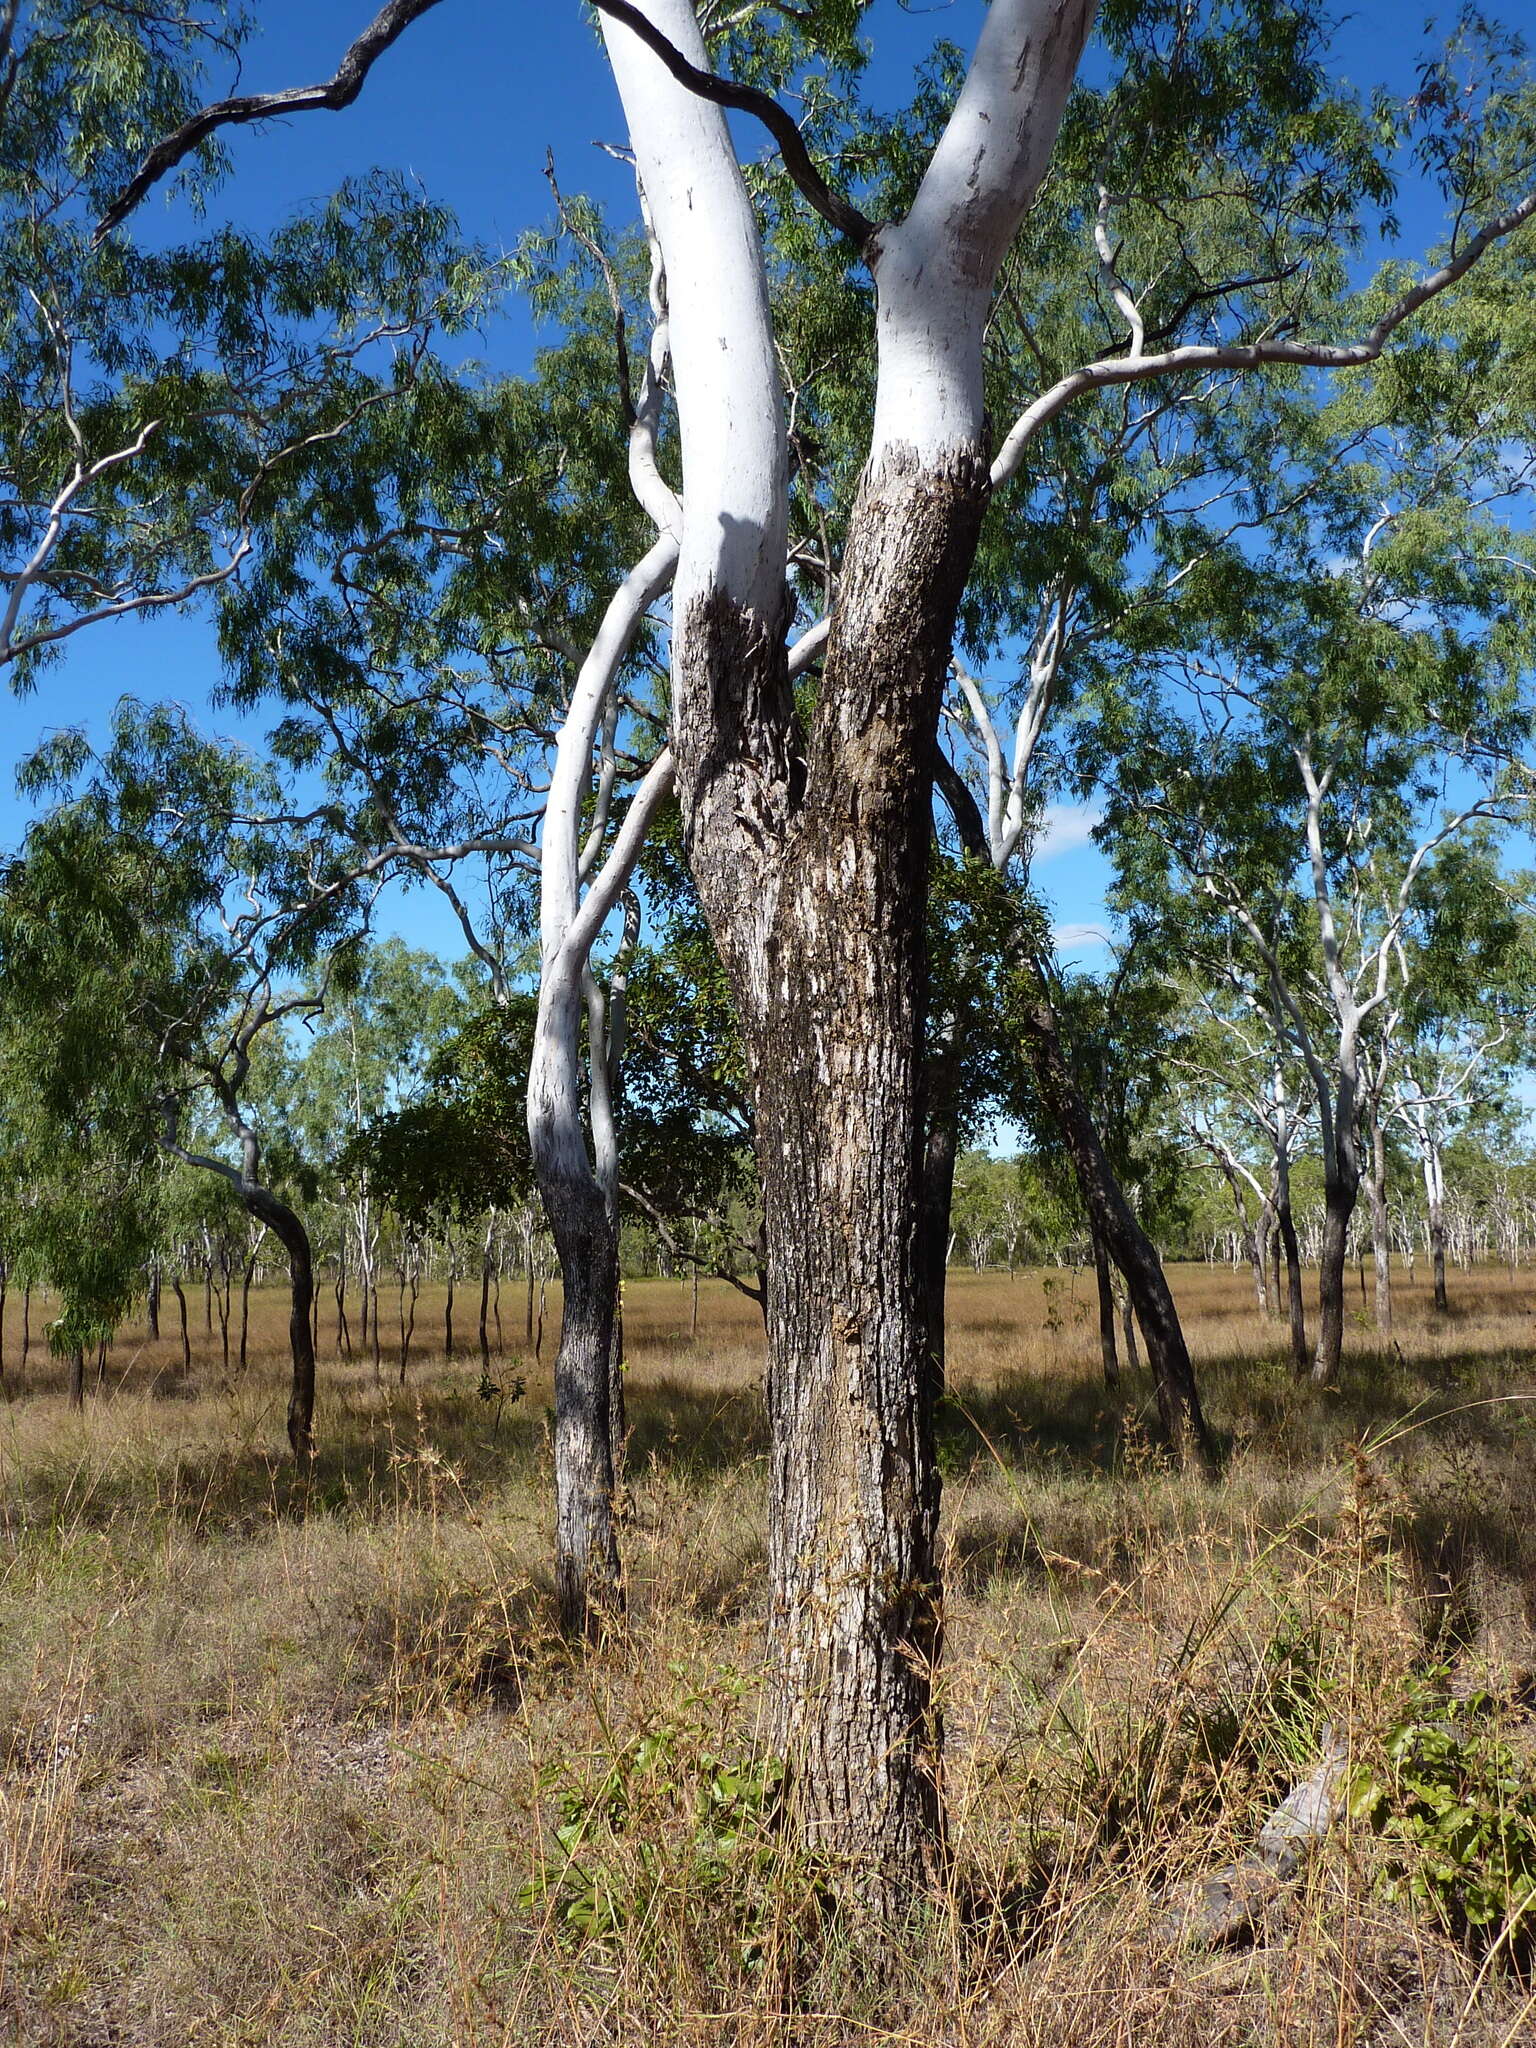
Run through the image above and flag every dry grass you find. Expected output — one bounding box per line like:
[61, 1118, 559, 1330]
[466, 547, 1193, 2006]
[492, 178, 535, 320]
[0, 1261, 1533, 2045]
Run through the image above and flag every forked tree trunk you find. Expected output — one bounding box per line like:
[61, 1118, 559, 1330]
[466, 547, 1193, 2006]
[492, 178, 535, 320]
[602, 0, 1096, 1905]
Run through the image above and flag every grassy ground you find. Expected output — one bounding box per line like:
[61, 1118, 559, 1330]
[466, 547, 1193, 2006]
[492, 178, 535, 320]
[1, 1261, 1533, 2045]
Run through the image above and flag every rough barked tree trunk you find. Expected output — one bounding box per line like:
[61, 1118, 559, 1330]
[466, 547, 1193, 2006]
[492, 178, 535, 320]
[242, 1190, 317, 1461]
[543, 1173, 621, 1633]
[602, 0, 1097, 1900]
[927, 762, 1205, 1443]
[166, 1102, 318, 1460]
[1312, 1146, 1360, 1387]
[728, 446, 989, 1892]
[171, 1273, 191, 1371]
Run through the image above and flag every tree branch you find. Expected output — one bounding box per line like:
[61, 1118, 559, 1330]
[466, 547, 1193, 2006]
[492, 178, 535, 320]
[991, 186, 1536, 487]
[94, 0, 447, 239]
[591, 0, 874, 247]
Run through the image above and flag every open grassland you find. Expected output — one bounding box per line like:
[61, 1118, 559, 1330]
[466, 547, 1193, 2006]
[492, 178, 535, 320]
[1, 1263, 1534, 2045]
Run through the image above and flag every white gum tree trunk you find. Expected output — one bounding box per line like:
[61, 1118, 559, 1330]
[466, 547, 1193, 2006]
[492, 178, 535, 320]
[527, 536, 677, 1637]
[600, 0, 1097, 1898]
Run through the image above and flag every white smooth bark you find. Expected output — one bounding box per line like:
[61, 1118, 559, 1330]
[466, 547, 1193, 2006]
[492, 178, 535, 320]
[870, 0, 1099, 462]
[598, 0, 785, 619]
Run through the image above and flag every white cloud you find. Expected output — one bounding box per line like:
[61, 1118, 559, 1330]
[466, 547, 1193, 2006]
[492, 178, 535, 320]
[1035, 801, 1102, 861]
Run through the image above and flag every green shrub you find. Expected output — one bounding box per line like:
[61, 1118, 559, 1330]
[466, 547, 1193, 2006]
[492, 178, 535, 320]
[1350, 1668, 1536, 1956]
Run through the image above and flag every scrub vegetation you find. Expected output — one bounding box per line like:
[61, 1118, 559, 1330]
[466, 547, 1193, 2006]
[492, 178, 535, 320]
[2, 1266, 1532, 2046]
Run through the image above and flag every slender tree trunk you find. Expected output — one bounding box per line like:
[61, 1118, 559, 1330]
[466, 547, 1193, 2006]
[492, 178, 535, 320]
[171, 1274, 191, 1371]
[241, 1193, 317, 1461]
[1425, 1148, 1450, 1312]
[69, 1347, 85, 1411]
[22, 1281, 31, 1368]
[1119, 1280, 1141, 1374]
[1276, 1189, 1308, 1376]
[1368, 1115, 1392, 1334]
[146, 1262, 160, 1340]
[916, 1098, 961, 1404]
[335, 1252, 351, 1359]
[479, 1243, 492, 1368]
[215, 1250, 231, 1374]
[444, 1262, 455, 1360]
[238, 1246, 258, 1375]
[541, 1170, 622, 1637]
[1312, 1163, 1360, 1387]
[1090, 1215, 1119, 1389]
[1016, 990, 1212, 1463]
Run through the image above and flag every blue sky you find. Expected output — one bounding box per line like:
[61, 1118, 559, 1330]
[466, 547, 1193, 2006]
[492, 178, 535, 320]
[1, 0, 1522, 967]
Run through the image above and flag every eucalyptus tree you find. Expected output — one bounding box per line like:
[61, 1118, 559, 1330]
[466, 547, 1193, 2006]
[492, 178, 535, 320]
[102, 0, 1536, 1894]
[934, 765, 1212, 1450]
[1383, 847, 1535, 1310]
[275, 938, 462, 1365]
[1170, 973, 1316, 1370]
[0, 702, 391, 1453]
[1103, 467, 1536, 1383]
[0, 1023, 162, 1396]
[0, 2, 482, 685]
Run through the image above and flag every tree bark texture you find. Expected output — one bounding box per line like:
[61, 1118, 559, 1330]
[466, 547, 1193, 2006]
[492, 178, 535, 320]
[540, 1167, 622, 1638]
[1311, 1159, 1360, 1387]
[677, 450, 989, 1898]
[603, 0, 1097, 1908]
[239, 1189, 317, 1460]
